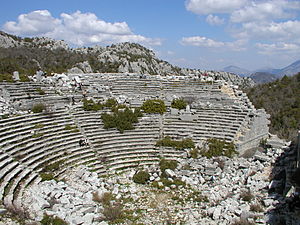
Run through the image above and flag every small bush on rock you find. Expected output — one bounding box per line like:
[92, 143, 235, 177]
[200, 138, 237, 158]
[159, 158, 178, 178]
[41, 214, 67, 225]
[240, 190, 254, 202]
[171, 98, 187, 110]
[189, 148, 199, 159]
[103, 203, 123, 222]
[36, 88, 45, 95]
[250, 203, 264, 212]
[32, 103, 46, 113]
[141, 99, 166, 114]
[133, 170, 150, 184]
[40, 172, 55, 181]
[83, 98, 103, 111]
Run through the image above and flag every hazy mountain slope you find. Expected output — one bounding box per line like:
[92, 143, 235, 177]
[279, 60, 300, 77]
[249, 72, 279, 84]
[223, 65, 252, 77]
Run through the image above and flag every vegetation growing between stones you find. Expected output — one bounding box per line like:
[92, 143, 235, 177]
[159, 158, 178, 174]
[171, 98, 187, 110]
[240, 190, 254, 202]
[39, 160, 64, 181]
[83, 98, 118, 111]
[155, 136, 195, 150]
[36, 88, 45, 95]
[64, 124, 79, 132]
[141, 99, 166, 114]
[101, 107, 143, 133]
[247, 72, 300, 140]
[200, 138, 237, 158]
[82, 98, 104, 111]
[133, 170, 150, 184]
[189, 148, 199, 159]
[40, 214, 67, 225]
[40, 172, 55, 181]
[32, 103, 46, 113]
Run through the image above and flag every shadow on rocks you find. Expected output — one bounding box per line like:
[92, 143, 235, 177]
[266, 139, 300, 225]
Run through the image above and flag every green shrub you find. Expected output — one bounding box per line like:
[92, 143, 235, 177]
[189, 148, 199, 159]
[155, 136, 195, 150]
[41, 214, 67, 225]
[141, 99, 166, 114]
[43, 160, 64, 172]
[34, 123, 44, 129]
[159, 158, 178, 173]
[32, 103, 46, 113]
[101, 107, 142, 133]
[0, 73, 14, 82]
[64, 124, 79, 132]
[19, 74, 30, 82]
[104, 98, 118, 108]
[240, 190, 254, 202]
[200, 138, 237, 158]
[171, 98, 187, 110]
[133, 170, 150, 184]
[40, 172, 55, 181]
[82, 98, 103, 111]
[36, 88, 45, 95]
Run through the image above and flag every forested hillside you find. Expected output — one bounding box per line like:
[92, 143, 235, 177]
[247, 73, 300, 140]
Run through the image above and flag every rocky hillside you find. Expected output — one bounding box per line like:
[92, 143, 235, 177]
[0, 31, 68, 50]
[247, 73, 300, 140]
[0, 31, 253, 87]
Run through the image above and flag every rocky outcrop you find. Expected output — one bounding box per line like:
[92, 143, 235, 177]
[68, 61, 93, 74]
[0, 31, 69, 50]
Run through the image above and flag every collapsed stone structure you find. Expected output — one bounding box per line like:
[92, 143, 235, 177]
[0, 72, 271, 224]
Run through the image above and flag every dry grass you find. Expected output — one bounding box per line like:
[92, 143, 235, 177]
[250, 203, 264, 212]
[93, 191, 113, 205]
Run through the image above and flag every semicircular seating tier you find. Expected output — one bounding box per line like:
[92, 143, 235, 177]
[0, 73, 270, 210]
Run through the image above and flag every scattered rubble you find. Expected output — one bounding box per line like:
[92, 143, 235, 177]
[19, 135, 299, 225]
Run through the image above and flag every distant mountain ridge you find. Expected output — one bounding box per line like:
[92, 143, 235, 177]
[223, 60, 300, 83]
[223, 66, 252, 77]
[249, 72, 278, 84]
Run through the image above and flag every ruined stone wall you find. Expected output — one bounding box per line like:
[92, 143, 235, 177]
[236, 109, 270, 154]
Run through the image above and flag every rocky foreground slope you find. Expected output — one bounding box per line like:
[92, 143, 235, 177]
[1, 134, 299, 225]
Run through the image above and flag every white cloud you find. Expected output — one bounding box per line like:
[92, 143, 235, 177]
[3, 10, 61, 36]
[256, 42, 300, 54]
[181, 36, 225, 47]
[185, 0, 246, 15]
[2, 10, 161, 46]
[181, 36, 246, 51]
[231, 0, 300, 23]
[235, 20, 300, 41]
[206, 14, 224, 25]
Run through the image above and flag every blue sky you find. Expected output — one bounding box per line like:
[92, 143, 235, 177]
[1, 0, 300, 71]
